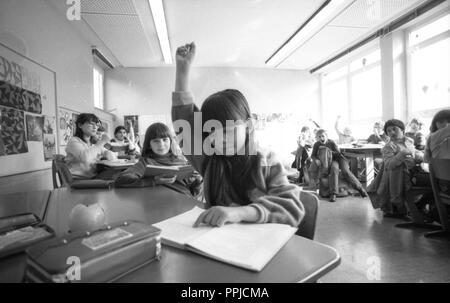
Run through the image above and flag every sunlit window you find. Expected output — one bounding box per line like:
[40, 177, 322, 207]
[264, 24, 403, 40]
[408, 13, 450, 123]
[93, 64, 104, 110]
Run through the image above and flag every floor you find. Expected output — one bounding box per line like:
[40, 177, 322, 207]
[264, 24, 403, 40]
[314, 194, 450, 283]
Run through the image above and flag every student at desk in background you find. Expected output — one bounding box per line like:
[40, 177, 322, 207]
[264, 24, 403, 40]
[65, 113, 117, 179]
[109, 122, 140, 157]
[172, 42, 304, 228]
[405, 118, 426, 151]
[115, 122, 203, 199]
[335, 115, 356, 144]
[367, 121, 389, 144]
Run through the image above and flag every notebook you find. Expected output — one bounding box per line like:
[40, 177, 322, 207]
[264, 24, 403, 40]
[153, 206, 297, 272]
[144, 165, 194, 181]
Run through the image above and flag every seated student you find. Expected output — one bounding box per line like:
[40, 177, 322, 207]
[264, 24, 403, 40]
[172, 42, 304, 228]
[115, 122, 203, 198]
[291, 126, 314, 183]
[110, 125, 140, 157]
[405, 118, 426, 151]
[368, 119, 426, 218]
[335, 115, 356, 144]
[424, 109, 450, 195]
[308, 129, 367, 202]
[367, 121, 389, 144]
[65, 113, 116, 179]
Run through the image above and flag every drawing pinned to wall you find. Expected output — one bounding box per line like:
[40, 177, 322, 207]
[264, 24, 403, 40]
[25, 114, 44, 141]
[0, 42, 57, 176]
[0, 55, 42, 114]
[0, 107, 28, 155]
[43, 134, 56, 161]
[124, 115, 139, 135]
[58, 107, 80, 147]
[44, 116, 55, 135]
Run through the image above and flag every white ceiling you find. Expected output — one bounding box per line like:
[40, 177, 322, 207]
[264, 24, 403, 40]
[68, 0, 430, 70]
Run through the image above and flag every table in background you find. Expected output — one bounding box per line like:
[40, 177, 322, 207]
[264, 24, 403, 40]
[339, 144, 383, 187]
[0, 186, 340, 283]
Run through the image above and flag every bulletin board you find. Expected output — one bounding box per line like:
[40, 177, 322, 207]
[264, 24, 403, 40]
[0, 42, 58, 177]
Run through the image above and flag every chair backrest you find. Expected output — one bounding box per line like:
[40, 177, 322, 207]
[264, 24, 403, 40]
[296, 190, 319, 240]
[52, 155, 73, 188]
[430, 158, 450, 181]
[429, 158, 450, 231]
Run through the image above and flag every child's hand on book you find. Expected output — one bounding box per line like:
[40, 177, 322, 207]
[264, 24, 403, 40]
[193, 206, 242, 227]
[154, 175, 177, 185]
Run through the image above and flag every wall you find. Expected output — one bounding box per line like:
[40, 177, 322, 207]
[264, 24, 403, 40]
[0, 0, 112, 192]
[105, 67, 320, 119]
[105, 67, 320, 165]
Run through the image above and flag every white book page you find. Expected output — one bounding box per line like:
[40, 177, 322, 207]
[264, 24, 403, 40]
[187, 223, 297, 271]
[153, 206, 211, 248]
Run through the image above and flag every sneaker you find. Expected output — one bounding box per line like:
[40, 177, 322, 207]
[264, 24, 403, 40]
[358, 188, 368, 198]
[329, 194, 336, 202]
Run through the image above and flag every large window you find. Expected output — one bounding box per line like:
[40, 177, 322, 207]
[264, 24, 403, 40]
[93, 63, 104, 110]
[407, 13, 450, 125]
[321, 48, 382, 139]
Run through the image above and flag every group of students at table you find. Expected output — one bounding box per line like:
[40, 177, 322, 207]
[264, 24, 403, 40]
[63, 42, 305, 230]
[292, 110, 450, 221]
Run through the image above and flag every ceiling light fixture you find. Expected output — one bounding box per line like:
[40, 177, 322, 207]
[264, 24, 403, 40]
[149, 0, 172, 64]
[265, 0, 353, 67]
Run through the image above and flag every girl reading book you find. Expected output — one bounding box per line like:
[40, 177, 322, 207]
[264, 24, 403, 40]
[114, 122, 203, 198]
[172, 42, 305, 228]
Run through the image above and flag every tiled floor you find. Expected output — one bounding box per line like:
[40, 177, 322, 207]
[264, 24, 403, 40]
[314, 195, 450, 283]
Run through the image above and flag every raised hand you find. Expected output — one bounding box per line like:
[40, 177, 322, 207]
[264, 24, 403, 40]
[176, 42, 196, 67]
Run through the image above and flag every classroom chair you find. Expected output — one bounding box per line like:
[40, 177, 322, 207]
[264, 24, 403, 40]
[424, 158, 450, 238]
[395, 168, 441, 231]
[51, 155, 113, 189]
[296, 190, 319, 240]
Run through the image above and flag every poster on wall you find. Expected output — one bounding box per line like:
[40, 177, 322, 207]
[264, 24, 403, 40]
[0, 42, 57, 176]
[59, 107, 79, 146]
[0, 55, 42, 114]
[43, 115, 56, 161]
[26, 114, 44, 141]
[0, 106, 28, 155]
[43, 133, 56, 161]
[124, 115, 139, 135]
[44, 115, 56, 135]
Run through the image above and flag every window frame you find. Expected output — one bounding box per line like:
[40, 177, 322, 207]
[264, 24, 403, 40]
[93, 62, 105, 110]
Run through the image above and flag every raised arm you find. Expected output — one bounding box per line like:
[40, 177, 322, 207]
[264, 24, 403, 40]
[172, 42, 204, 173]
[335, 116, 343, 136]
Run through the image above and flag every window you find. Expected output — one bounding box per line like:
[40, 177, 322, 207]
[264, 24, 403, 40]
[407, 13, 450, 124]
[321, 48, 382, 139]
[93, 63, 104, 110]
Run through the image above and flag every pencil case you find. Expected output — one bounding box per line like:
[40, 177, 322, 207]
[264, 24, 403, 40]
[24, 221, 161, 283]
[0, 213, 54, 259]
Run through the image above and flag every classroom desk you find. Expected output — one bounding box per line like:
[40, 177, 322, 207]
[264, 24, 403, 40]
[0, 186, 340, 283]
[339, 144, 383, 187]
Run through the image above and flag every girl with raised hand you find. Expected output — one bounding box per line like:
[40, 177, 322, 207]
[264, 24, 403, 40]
[172, 42, 304, 228]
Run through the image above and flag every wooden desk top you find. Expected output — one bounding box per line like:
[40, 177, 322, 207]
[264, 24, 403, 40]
[0, 186, 340, 283]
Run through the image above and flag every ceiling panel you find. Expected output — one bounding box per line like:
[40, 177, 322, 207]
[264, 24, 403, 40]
[81, 0, 137, 15]
[329, 0, 426, 28]
[279, 25, 367, 70]
[82, 13, 162, 66]
[165, 0, 327, 67]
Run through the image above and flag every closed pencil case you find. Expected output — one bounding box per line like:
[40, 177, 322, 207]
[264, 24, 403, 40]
[0, 213, 54, 259]
[24, 221, 161, 283]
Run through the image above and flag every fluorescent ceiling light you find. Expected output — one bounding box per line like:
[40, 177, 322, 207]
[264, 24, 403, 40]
[266, 0, 354, 67]
[149, 0, 172, 64]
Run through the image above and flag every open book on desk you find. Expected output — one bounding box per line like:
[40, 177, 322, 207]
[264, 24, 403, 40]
[144, 165, 194, 181]
[153, 206, 297, 272]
